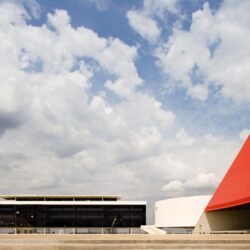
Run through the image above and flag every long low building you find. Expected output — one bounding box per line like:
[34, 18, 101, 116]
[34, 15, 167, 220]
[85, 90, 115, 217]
[0, 195, 146, 234]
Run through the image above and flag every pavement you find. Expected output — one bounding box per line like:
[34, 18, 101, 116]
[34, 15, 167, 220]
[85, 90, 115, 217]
[0, 234, 250, 250]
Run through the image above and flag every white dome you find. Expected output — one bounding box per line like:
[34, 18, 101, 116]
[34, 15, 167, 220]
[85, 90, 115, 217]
[155, 195, 212, 228]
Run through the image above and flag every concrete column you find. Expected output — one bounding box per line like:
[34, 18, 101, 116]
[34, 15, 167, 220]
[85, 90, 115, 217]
[129, 228, 133, 234]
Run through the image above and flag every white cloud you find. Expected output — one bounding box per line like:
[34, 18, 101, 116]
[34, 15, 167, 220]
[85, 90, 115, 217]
[81, 0, 111, 12]
[239, 129, 250, 141]
[187, 85, 209, 101]
[143, 0, 179, 16]
[162, 173, 219, 197]
[155, 1, 250, 102]
[176, 128, 195, 146]
[127, 10, 161, 43]
[47, 9, 71, 31]
[186, 173, 219, 189]
[158, 134, 241, 198]
[127, 0, 179, 43]
[1, 6, 141, 97]
[162, 180, 183, 194]
[0, 1, 29, 25]
[0, 1, 176, 199]
[0, 1, 246, 209]
[99, 38, 142, 97]
[23, 0, 41, 18]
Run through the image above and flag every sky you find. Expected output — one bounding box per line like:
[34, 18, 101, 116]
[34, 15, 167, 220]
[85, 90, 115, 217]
[0, 0, 250, 221]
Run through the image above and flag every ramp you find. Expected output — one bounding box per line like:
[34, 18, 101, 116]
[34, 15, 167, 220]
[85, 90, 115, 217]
[141, 225, 166, 235]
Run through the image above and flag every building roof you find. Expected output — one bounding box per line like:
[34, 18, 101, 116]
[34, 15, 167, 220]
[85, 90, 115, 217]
[206, 135, 250, 212]
[0, 195, 146, 205]
[0, 200, 146, 205]
[155, 195, 211, 228]
[0, 195, 121, 201]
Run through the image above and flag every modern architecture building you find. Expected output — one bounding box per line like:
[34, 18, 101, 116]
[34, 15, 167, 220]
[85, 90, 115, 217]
[0, 195, 146, 234]
[194, 135, 250, 233]
[154, 135, 250, 234]
[155, 195, 211, 232]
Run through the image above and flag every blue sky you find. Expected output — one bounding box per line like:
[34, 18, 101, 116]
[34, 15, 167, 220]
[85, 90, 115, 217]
[0, 0, 250, 220]
[30, 0, 250, 138]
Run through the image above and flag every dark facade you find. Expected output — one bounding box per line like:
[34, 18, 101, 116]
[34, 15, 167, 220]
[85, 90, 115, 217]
[0, 204, 146, 228]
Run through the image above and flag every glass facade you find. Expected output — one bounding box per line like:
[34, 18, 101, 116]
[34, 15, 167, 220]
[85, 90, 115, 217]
[0, 204, 146, 228]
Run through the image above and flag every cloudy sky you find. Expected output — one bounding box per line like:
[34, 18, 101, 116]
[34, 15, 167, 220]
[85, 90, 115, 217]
[0, 0, 250, 220]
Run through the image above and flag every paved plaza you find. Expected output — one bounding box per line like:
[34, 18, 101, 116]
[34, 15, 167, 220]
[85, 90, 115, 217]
[0, 234, 250, 249]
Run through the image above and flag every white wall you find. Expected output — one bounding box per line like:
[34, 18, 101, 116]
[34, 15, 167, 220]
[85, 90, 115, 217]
[155, 195, 211, 228]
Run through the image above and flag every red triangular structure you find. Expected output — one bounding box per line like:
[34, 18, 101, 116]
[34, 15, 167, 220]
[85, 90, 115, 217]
[206, 135, 250, 212]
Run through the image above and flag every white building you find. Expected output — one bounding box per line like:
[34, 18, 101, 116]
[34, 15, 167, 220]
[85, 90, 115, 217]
[155, 195, 211, 230]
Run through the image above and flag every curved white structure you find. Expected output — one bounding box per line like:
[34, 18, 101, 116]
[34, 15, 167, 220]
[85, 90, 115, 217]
[155, 195, 211, 228]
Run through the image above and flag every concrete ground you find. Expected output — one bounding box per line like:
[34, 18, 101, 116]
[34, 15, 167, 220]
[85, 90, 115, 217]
[0, 234, 250, 249]
[1, 234, 250, 240]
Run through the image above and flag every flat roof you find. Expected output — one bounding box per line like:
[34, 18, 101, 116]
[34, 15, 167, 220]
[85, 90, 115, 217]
[0, 195, 121, 200]
[0, 200, 146, 205]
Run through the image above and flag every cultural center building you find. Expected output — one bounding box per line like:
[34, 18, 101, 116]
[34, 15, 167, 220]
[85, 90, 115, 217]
[155, 135, 250, 234]
[0, 195, 146, 234]
[194, 135, 250, 233]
